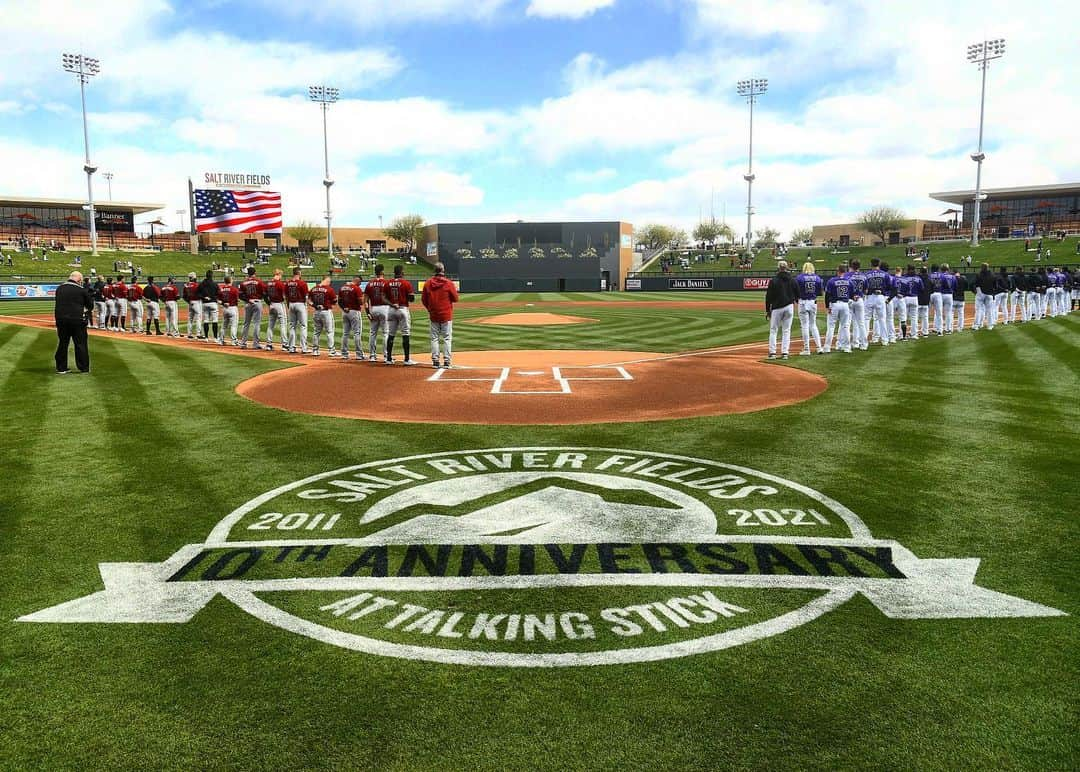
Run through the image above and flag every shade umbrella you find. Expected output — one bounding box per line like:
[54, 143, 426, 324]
[148, 218, 166, 248]
[15, 212, 35, 236]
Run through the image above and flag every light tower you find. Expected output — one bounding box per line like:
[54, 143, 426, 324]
[966, 38, 1005, 247]
[308, 85, 340, 257]
[736, 78, 767, 254]
[62, 53, 101, 256]
[103, 172, 114, 201]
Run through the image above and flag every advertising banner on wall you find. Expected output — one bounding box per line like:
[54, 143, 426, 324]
[669, 278, 714, 290]
[0, 283, 59, 299]
[743, 277, 771, 289]
[625, 278, 642, 290]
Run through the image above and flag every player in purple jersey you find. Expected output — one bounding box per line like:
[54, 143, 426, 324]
[844, 259, 869, 350]
[794, 262, 825, 355]
[823, 265, 853, 354]
[862, 257, 892, 347]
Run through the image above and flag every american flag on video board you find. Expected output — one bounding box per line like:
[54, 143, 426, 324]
[193, 189, 282, 233]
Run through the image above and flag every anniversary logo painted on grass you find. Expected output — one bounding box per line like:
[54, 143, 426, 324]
[21, 448, 1065, 666]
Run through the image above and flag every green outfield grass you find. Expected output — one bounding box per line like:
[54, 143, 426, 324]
[1, 301, 1076, 770]
[639, 236, 1080, 274]
[0, 249, 434, 281]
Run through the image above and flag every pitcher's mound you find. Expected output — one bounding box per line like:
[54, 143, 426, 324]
[471, 312, 597, 326]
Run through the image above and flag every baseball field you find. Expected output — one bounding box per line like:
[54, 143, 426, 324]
[1, 291, 1076, 769]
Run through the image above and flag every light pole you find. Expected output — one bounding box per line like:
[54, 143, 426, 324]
[966, 38, 1005, 247]
[308, 85, 339, 257]
[736, 78, 767, 255]
[62, 52, 101, 256]
[103, 172, 114, 200]
[176, 209, 187, 233]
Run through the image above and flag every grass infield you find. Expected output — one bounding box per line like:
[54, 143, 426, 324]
[0, 294, 1077, 769]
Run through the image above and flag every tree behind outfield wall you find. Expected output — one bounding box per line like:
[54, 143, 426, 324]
[753, 226, 780, 249]
[856, 206, 909, 247]
[286, 220, 324, 244]
[385, 214, 426, 256]
[790, 227, 812, 245]
[636, 223, 680, 250]
[692, 218, 734, 248]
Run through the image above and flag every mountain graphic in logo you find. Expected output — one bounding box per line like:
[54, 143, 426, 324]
[356, 472, 718, 543]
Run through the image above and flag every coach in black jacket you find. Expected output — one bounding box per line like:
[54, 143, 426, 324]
[54, 271, 93, 373]
[764, 261, 799, 359]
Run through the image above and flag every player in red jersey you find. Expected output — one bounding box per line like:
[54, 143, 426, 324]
[265, 268, 287, 351]
[126, 280, 144, 334]
[113, 276, 129, 332]
[363, 264, 391, 362]
[218, 275, 241, 346]
[308, 275, 338, 357]
[422, 262, 459, 368]
[386, 264, 417, 365]
[337, 271, 365, 360]
[238, 266, 267, 349]
[160, 278, 181, 337]
[102, 279, 117, 331]
[284, 267, 310, 354]
[183, 272, 203, 339]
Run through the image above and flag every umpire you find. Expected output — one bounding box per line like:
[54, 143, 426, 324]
[55, 270, 93, 374]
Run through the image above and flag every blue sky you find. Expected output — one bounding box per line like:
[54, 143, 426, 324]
[1, 0, 1077, 238]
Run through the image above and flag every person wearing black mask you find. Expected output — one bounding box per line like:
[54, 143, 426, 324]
[54, 271, 93, 374]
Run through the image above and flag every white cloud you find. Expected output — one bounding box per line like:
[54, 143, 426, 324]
[255, 0, 510, 25]
[357, 168, 485, 207]
[567, 167, 617, 184]
[692, 0, 833, 37]
[88, 112, 157, 133]
[527, 0, 615, 20]
[0, 101, 28, 114]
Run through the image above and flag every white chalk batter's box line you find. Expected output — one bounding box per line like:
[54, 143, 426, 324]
[427, 365, 633, 395]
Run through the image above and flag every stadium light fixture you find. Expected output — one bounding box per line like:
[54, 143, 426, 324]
[62, 53, 101, 256]
[309, 85, 340, 257]
[736, 78, 767, 253]
[966, 39, 1005, 247]
[103, 172, 113, 201]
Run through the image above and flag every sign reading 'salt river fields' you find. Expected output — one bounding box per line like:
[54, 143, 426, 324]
[21, 448, 1064, 666]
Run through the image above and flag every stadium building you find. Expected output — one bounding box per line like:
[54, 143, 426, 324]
[200, 228, 407, 255]
[810, 219, 944, 248]
[0, 195, 172, 250]
[928, 182, 1080, 239]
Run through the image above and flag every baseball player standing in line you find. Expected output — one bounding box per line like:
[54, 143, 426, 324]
[862, 257, 891, 346]
[794, 262, 824, 355]
[929, 263, 946, 335]
[844, 260, 868, 350]
[421, 262, 459, 368]
[1010, 265, 1027, 322]
[889, 266, 906, 342]
[972, 263, 997, 330]
[900, 265, 922, 339]
[822, 264, 853, 354]
[764, 260, 798, 360]
[183, 272, 202, 339]
[127, 279, 144, 334]
[114, 275, 129, 332]
[994, 267, 1011, 325]
[337, 272, 366, 361]
[218, 275, 240, 346]
[386, 265, 418, 365]
[93, 277, 107, 329]
[265, 268, 287, 351]
[939, 264, 955, 334]
[916, 267, 931, 337]
[364, 264, 391, 363]
[308, 275, 338, 357]
[952, 271, 968, 331]
[161, 277, 181, 337]
[142, 276, 163, 336]
[238, 266, 267, 349]
[102, 278, 117, 330]
[198, 270, 221, 342]
[284, 267, 310, 354]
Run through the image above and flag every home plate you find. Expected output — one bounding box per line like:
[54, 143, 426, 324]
[518, 370, 544, 375]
